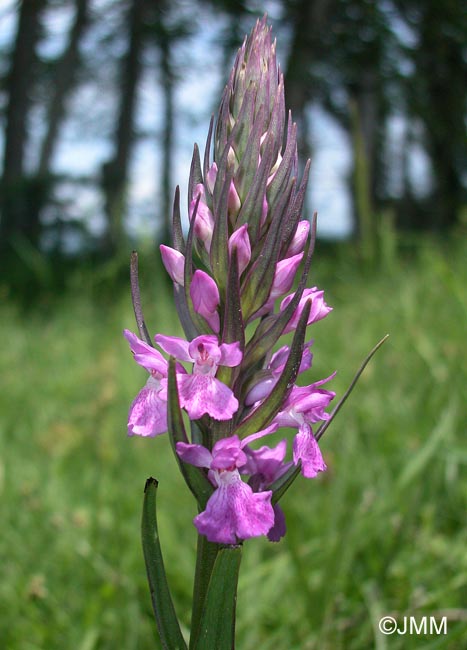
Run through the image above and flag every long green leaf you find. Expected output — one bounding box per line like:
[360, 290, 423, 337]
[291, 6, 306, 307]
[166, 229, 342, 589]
[191, 546, 242, 650]
[141, 478, 187, 650]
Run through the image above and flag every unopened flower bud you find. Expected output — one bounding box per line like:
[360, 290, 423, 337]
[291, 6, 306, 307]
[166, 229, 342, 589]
[160, 245, 185, 285]
[190, 184, 214, 252]
[190, 270, 220, 333]
[286, 220, 310, 257]
[228, 224, 251, 275]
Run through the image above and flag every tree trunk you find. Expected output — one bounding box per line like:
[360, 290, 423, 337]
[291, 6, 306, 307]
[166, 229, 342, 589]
[157, 27, 175, 246]
[101, 0, 147, 255]
[1, 0, 46, 248]
[38, 0, 90, 174]
[284, 0, 335, 163]
[401, 1, 467, 231]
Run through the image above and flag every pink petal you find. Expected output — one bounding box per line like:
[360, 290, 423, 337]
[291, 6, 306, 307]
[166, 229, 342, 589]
[127, 377, 167, 437]
[267, 504, 287, 542]
[178, 374, 238, 420]
[211, 436, 246, 470]
[281, 287, 332, 333]
[243, 439, 288, 483]
[194, 471, 274, 543]
[273, 409, 298, 429]
[155, 334, 191, 361]
[270, 340, 313, 377]
[124, 329, 168, 375]
[299, 340, 314, 373]
[293, 425, 327, 478]
[160, 245, 185, 285]
[295, 389, 336, 422]
[176, 442, 213, 468]
[269, 345, 289, 373]
[219, 341, 243, 367]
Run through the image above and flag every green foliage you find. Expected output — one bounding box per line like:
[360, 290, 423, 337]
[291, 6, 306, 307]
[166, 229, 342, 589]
[0, 240, 466, 649]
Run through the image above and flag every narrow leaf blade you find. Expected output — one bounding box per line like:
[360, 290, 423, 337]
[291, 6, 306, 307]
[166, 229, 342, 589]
[141, 478, 187, 650]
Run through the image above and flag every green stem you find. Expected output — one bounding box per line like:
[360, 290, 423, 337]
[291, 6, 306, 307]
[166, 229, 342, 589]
[189, 535, 220, 649]
[191, 543, 242, 650]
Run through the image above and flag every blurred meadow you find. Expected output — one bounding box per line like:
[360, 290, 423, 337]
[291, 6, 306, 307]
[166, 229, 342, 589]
[1, 235, 466, 649]
[1, 0, 467, 648]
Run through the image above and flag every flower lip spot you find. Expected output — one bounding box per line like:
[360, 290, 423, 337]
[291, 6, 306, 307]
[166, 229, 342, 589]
[219, 465, 236, 473]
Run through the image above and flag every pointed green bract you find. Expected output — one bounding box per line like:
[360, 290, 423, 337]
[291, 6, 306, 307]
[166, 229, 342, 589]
[141, 478, 187, 650]
[188, 143, 203, 205]
[242, 222, 316, 371]
[241, 179, 294, 320]
[210, 166, 233, 295]
[222, 247, 245, 349]
[271, 464, 301, 503]
[130, 251, 153, 346]
[233, 299, 312, 438]
[172, 186, 185, 254]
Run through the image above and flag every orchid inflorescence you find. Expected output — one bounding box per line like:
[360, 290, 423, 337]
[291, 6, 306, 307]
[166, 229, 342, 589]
[125, 18, 388, 648]
[125, 17, 337, 546]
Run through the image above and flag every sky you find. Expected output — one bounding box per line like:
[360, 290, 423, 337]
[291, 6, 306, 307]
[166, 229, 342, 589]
[0, 0, 431, 249]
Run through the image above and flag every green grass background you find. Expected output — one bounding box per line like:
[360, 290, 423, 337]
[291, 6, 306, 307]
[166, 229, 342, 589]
[1, 236, 466, 649]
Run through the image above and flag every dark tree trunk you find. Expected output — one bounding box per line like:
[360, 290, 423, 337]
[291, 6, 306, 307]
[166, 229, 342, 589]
[101, 0, 147, 255]
[38, 0, 90, 174]
[417, 20, 465, 231]
[157, 27, 175, 246]
[19, 0, 91, 253]
[396, 0, 467, 231]
[1, 0, 46, 248]
[284, 0, 335, 163]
